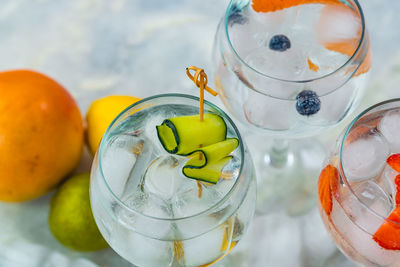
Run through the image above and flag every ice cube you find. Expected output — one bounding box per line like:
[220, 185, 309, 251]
[121, 189, 172, 219]
[376, 165, 399, 203]
[212, 178, 237, 202]
[331, 188, 398, 266]
[333, 180, 393, 263]
[308, 78, 356, 125]
[101, 134, 144, 197]
[244, 46, 305, 81]
[243, 93, 296, 131]
[179, 220, 230, 267]
[141, 155, 186, 200]
[378, 109, 400, 153]
[316, 4, 361, 45]
[228, 18, 262, 58]
[353, 181, 393, 220]
[171, 180, 230, 241]
[334, 181, 392, 243]
[118, 189, 174, 239]
[313, 4, 362, 77]
[117, 134, 156, 198]
[172, 182, 224, 218]
[110, 224, 174, 267]
[212, 156, 240, 196]
[342, 130, 389, 181]
[143, 113, 171, 151]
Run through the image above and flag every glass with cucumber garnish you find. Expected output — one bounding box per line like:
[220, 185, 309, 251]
[90, 68, 256, 267]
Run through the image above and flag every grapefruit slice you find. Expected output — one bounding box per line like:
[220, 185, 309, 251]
[251, 0, 370, 77]
[318, 164, 339, 216]
[317, 3, 371, 77]
[373, 206, 400, 250]
[387, 154, 400, 173]
[251, 0, 341, 13]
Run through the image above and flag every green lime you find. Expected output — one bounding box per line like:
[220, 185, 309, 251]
[49, 172, 108, 251]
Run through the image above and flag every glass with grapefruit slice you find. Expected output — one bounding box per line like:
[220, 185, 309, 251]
[318, 99, 400, 266]
[213, 0, 370, 215]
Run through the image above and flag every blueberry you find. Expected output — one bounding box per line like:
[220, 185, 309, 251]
[228, 4, 247, 26]
[296, 90, 321, 116]
[269, 34, 291, 52]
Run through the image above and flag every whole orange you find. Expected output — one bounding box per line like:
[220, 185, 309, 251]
[0, 70, 84, 202]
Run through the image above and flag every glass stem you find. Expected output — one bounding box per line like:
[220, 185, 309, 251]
[268, 139, 290, 169]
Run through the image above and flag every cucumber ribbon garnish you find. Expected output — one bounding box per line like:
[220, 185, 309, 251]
[156, 67, 239, 184]
[156, 114, 238, 184]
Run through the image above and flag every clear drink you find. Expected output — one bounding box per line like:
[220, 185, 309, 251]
[214, 0, 370, 137]
[213, 0, 370, 216]
[90, 94, 256, 266]
[318, 99, 400, 266]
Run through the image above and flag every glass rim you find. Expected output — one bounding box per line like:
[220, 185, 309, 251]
[339, 98, 400, 224]
[224, 0, 367, 84]
[97, 93, 247, 222]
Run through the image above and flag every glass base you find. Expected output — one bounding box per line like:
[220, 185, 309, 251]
[247, 136, 326, 216]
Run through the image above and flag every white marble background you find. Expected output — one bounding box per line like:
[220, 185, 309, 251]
[0, 0, 399, 266]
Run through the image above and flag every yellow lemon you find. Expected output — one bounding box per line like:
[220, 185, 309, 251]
[86, 95, 140, 155]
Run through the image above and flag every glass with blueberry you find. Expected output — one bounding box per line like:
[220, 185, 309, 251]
[212, 0, 370, 215]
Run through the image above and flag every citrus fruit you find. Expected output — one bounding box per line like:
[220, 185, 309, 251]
[49, 172, 108, 251]
[86, 95, 141, 155]
[0, 70, 84, 202]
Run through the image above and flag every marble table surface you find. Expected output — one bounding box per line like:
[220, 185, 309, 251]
[0, 0, 399, 266]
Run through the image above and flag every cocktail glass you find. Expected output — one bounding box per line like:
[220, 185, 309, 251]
[213, 0, 371, 215]
[318, 99, 400, 266]
[90, 94, 256, 266]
